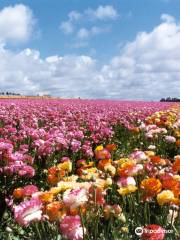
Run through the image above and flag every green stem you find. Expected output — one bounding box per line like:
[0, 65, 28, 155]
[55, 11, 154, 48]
[35, 222, 42, 240]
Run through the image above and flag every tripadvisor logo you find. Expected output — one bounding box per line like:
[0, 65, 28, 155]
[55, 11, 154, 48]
[135, 226, 173, 236]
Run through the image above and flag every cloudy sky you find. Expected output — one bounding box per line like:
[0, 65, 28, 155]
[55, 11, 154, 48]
[0, 0, 179, 100]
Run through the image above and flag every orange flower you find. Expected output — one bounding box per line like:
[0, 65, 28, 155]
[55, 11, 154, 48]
[176, 139, 180, 147]
[13, 188, 24, 199]
[172, 182, 180, 197]
[76, 160, 94, 168]
[140, 178, 162, 198]
[172, 157, 180, 172]
[98, 159, 112, 170]
[161, 176, 177, 191]
[46, 201, 66, 221]
[150, 156, 166, 165]
[171, 198, 180, 206]
[105, 144, 117, 152]
[47, 166, 65, 184]
[117, 162, 136, 177]
[131, 127, 140, 134]
[95, 148, 111, 160]
[69, 205, 86, 216]
[39, 192, 54, 203]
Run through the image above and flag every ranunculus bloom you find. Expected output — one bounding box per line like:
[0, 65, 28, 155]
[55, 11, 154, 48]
[165, 136, 176, 143]
[46, 201, 66, 221]
[98, 159, 112, 170]
[157, 190, 174, 205]
[172, 157, 180, 172]
[117, 161, 138, 177]
[117, 176, 137, 195]
[23, 185, 39, 196]
[117, 176, 136, 188]
[160, 174, 177, 190]
[117, 185, 137, 196]
[150, 156, 166, 165]
[18, 165, 35, 177]
[63, 188, 88, 209]
[141, 224, 165, 240]
[60, 215, 85, 240]
[95, 148, 111, 160]
[140, 178, 162, 199]
[13, 188, 24, 199]
[105, 144, 117, 152]
[14, 198, 43, 226]
[39, 192, 54, 203]
[130, 150, 147, 161]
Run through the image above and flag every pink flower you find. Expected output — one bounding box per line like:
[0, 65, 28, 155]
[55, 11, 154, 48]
[60, 215, 85, 240]
[71, 139, 81, 153]
[117, 176, 136, 187]
[130, 151, 147, 162]
[165, 136, 176, 143]
[23, 185, 39, 196]
[18, 165, 35, 177]
[14, 198, 43, 226]
[61, 156, 71, 162]
[63, 188, 88, 209]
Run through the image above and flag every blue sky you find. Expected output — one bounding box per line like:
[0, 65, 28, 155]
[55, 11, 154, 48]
[0, 0, 179, 99]
[1, 0, 180, 60]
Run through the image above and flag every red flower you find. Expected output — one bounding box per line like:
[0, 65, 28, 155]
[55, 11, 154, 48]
[141, 224, 165, 240]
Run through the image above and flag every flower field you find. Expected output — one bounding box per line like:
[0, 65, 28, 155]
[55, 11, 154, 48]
[0, 99, 179, 240]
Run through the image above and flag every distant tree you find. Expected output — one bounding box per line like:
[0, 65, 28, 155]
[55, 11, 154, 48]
[160, 97, 180, 102]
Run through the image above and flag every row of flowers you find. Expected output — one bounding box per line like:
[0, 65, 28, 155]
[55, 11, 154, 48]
[0, 100, 179, 239]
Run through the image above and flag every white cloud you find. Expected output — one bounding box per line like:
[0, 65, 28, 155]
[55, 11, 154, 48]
[77, 28, 89, 39]
[99, 14, 180, 99]
[60, 21, 74, 34]
[60, 5, 118, 37]
[68, 11, 82, 21]
[60, 10, 81, 34]
[0, 44, 98, 97]
[0, 14, 180, 100]
[161, 13, 175, 23]
[77, 26, 109, 39]
[0, 4, 35, 44]
[86, 5, 118, 20]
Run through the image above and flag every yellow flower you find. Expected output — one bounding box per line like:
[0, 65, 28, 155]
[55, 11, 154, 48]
[121, 227, 129, 233]
[157, 190, 174, 205]
[94, 178, 112, 189]
[95, 145, 103, 151]
[117, 185, 137, 196]
[80, 167, 99, 180]
[115, 158, 130, 166]
[174, 130, 180, 138]
[57, 181, 74, 192]
[50, 187, 62, 194]
[145, 151, 155, 157]
[57, 161, 72, 172]
[63, 175, 78, 182]
[104, 164, 116, 176]
[173, 175, 180, 181]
